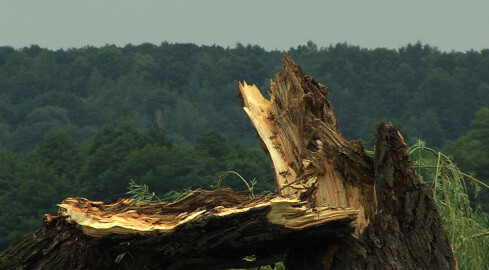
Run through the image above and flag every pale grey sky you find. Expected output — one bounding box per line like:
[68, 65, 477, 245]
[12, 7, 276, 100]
[1, 0, 488, 52]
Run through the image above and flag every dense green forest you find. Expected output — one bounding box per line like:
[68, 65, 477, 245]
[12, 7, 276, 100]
[1, 41, 489, 251]
[1, 41, 489, 150]
[0, 124, 275, 250]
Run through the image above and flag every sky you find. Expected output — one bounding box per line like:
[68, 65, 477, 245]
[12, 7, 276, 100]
[1, 0, 488, 52]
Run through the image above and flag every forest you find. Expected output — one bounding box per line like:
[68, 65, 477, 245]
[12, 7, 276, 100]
[0, 41, 489, 252]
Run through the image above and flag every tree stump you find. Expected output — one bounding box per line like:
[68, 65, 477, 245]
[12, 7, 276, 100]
[0, 54, 456, 270]
[238, 54, 456, 269]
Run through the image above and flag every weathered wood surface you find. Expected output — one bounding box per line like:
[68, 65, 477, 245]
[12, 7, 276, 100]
[0, 188, 357, 269]
[239, 54, 456, 269]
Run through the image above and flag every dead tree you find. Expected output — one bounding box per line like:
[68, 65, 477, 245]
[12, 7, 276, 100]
[0, 54, 456, 270]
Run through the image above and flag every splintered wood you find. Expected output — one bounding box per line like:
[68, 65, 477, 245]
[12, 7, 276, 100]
[1, 188, 358, 269]
[239, 55, 376, 234]
[58, 189, 358, 237]
[238, 82, 297, 196]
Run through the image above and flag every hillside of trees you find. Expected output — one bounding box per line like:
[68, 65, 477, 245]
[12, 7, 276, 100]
[1, 41, 489, 151]
[1, 41, 489, 251]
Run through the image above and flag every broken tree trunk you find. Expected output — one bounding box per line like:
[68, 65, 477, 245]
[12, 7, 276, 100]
[0, 188, 358, 269]
[238, 54, 456, 269]
[238, 56, 376, 236]
[328, 123, 456, 269]
[0, 54, 456, 270]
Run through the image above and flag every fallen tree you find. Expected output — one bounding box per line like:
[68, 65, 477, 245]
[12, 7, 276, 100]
[0, 54, 456, 269]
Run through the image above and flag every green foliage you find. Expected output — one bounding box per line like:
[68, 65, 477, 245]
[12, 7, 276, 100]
[0, 123, 275, 251]
[444, 107, 489, 211]
[114, 242, 132, 264]
[1, 43, 489, 152]
[409, 140, 489, 269]
[235, 262, 285, 270]
[162, 188, 193, 202]
[126, 179, 161, 203]
[255, 263, 285, 270]
[0, 146, 74, 251]
[114, 252, 126, 264]
[213, 171, 257, 198]
[36, 129, 81, 179]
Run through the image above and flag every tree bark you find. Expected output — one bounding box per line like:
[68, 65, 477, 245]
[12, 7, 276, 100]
[0, 188, 357, 269]
[238, 54, 456, 269]
[1, 54, 456, 269]
[328, 124, 456, 269]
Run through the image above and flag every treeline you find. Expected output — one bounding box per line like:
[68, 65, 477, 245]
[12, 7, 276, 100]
[0, 122, 274, 250]
[0, 42, 281, 151]
[1, 42, 489, 152]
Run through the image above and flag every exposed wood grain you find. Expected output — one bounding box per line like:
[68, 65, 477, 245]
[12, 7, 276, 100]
[0, 188, 357, 269]
[239, 54, 376, 235]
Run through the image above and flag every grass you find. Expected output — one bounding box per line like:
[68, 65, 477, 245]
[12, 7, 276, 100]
[126, 179, 161, 203]
[212, 170, 257, 198]
[409, 139, 489, 269]
[126, 170, 256, 204]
